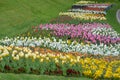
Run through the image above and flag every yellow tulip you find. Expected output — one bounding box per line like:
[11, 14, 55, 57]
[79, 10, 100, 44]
[40, 58, 44, 62]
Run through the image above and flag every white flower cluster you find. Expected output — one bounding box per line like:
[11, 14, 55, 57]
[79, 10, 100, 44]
[0, 37, 120, 56]
[68, 9, 106, 14]
[91, 27, 120, 38]
[88, 5, 110, 8]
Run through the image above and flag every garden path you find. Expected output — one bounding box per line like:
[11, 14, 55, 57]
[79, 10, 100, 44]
[116, 9, 120, 23]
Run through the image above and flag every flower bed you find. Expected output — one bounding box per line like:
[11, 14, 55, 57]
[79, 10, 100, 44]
[87, 4, 112, 9]
[0, 37, 120, 56]
[68, 9, 106, 14]
[59, 12, 106, 20]
[83, 7, 105, 11]
[32, 23, 120, 44]
[0, 0, 119, 79]
[75, 1, 96, 4]
[0, 46, 120, 79]
[59, 1, 112, 21]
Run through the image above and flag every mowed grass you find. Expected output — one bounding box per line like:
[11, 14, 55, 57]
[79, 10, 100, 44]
[0, 73, 92, 80]
[0, 0, 77, 39]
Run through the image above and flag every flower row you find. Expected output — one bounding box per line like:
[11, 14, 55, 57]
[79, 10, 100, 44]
[34, 24, 120, 44]
[81, 7, 105, 11]
[87, 4, 112, 9]
[72, 4, 111, 10]
[38, 23, 111, 29]
[75, 1, 96, 4]
[0, 46, 120, 79]
[59, 12, 106, 20]
[0, 37, 120, 56]
[74, 0, 111, 9]
[68, 9, 106, 14]
[60, 1, 112, 20]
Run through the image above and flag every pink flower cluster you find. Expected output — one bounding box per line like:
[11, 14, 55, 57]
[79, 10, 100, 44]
[33, 23, 120, 44]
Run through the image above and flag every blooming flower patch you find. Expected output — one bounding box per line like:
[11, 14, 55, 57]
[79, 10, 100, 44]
[59, 1, 112, 21]
[32, 23, 120, 44]
[87, 4, 112, 9]
[75, 1, 96, 4]
[68, 9, 106, 14]
[0, 46, 120, 79]
[0, 37, 120, 56]
[0, 0, 119, 79]
[59, 12, 106, 20]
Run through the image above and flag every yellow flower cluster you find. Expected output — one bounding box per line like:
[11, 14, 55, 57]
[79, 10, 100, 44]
[59, 12, 106, 21]
[76, 1, 96, 4]
[0, 46, 120, 79]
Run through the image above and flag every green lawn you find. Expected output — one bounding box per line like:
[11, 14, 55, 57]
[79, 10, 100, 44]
[0, 73, 91, 80]
[0, 0, 77, 39]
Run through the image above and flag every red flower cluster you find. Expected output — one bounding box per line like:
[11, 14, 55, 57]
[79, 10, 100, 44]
[83, 7, 105, 11]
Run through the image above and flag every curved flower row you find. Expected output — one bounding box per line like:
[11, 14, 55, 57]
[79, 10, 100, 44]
[35, 24, 120, 44]
[83, 7, 105, 11]
[73, 4, 111, 9]
[59, 12, 106, 20]
[38, 23, 111, 29]
[88, 4, 112, 8]
[0, 37, 120, 56]
[71, 5, 106, 11]
[68, 9, 106, 14]
[0, 46, 120, 79]
[75, 1, 96, 4]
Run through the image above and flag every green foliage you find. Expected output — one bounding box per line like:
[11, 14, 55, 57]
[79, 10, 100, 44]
[0, 51, 89, 78]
